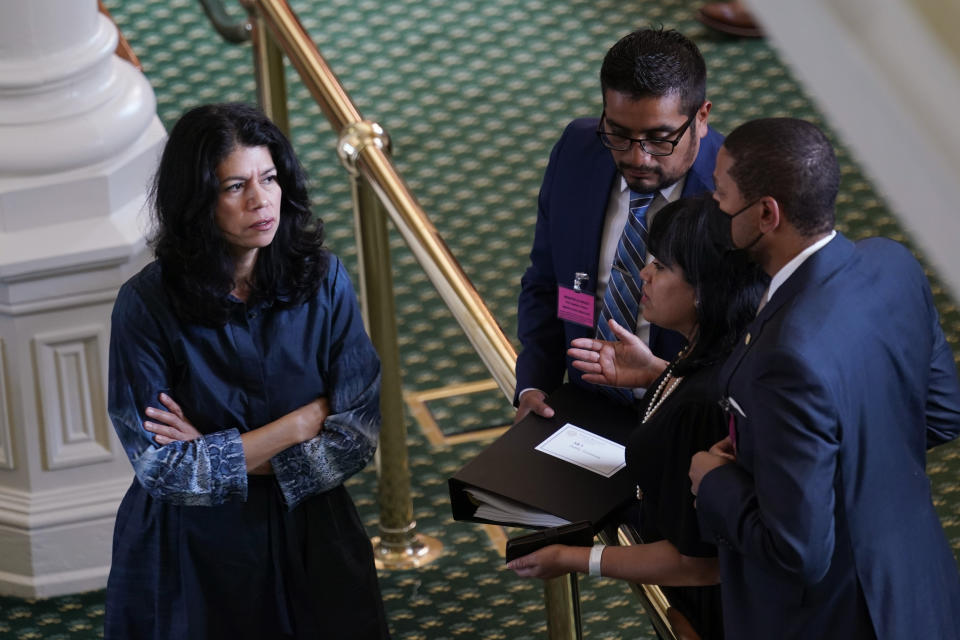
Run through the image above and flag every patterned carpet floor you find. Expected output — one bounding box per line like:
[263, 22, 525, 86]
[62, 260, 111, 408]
[2, 0, 958, 637]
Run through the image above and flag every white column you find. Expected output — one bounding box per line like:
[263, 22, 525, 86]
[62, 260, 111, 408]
[743, 0, 960, 299]
[0, 0, 165, 597]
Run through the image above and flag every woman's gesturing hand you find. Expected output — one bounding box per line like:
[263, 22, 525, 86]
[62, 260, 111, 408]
[568, 318, 668, 389]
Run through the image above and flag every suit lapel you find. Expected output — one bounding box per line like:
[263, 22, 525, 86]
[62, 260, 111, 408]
[719, 233, 856, 395]
[680, 155, 713, 198]
[570, 146, 618, 289]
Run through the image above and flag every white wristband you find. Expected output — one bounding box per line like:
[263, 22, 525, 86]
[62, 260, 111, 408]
[588, 544, 605, 577]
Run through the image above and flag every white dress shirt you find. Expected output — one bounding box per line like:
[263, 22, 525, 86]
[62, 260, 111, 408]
[758, 230, 837, 313]
[517, 176, 685, 402]
[596, 175, 686, 344]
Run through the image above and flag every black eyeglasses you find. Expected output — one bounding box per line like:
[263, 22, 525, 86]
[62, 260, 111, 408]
[596, 110, 697, 156]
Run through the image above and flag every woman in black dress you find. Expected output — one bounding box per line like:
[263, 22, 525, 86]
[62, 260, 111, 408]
[508, 195, 767, 639]
[104, 103, 390, 639]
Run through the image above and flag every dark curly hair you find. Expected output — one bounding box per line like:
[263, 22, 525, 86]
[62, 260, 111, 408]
[647, 195, 768, 376]
[600, 27, 707, 117]
[150, 103, 328, 326]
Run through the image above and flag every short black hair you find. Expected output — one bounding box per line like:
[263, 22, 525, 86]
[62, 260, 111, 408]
[600, 28, 707, 116]
[723, 118, 839, 236]
[647, 195, 768, 376]
[150, 102, 328, 326]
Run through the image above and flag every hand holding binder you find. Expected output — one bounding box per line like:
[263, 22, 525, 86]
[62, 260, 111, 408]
[449, 383, 639, 530]
[504, 521, 594, 562]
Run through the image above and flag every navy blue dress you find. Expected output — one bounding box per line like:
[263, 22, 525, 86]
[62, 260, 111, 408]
[104, 256, 390, 639]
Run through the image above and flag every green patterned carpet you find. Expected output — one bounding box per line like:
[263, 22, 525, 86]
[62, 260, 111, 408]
[2, 0, 959, 637]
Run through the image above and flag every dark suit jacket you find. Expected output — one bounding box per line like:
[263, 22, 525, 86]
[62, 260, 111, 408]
[515, 118, 724, 403]
[697, 233, 960, 639]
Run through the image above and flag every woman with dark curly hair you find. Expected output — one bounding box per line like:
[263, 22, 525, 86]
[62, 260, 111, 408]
[105, 103, 390, 639]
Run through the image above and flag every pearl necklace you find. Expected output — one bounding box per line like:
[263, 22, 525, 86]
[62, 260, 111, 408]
[642, 353, 687, 423]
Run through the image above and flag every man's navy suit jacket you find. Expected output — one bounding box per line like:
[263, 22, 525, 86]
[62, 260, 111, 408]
[698, 233, 960, 639]
[515, 118, 724, 402]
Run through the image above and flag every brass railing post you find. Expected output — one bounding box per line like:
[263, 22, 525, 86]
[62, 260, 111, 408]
[604, 526, 679, 640]
[545, 574, 583, 640]
[245, 3, 289, 133]
[226, 2, 592, 633]
[338, 121, 443, 569]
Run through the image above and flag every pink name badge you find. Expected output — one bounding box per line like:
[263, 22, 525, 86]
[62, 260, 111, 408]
[557, 286, 595, 327]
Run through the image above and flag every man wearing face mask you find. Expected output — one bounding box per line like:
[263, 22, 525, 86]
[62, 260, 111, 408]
[689, 117, 960, 639]
[514, 28, 723, 422]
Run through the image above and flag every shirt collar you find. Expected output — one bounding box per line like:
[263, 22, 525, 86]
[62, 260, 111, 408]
[619, 175, 686, 202]
[764, 230, 837, 304]
[224, 293, 286, 309]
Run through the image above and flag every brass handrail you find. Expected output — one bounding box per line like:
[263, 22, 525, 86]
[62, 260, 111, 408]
[243, 0, 517, 397]
[198, 0, 252, 43]
[218, 2, 676, 638]
[599, 525, 680, 640]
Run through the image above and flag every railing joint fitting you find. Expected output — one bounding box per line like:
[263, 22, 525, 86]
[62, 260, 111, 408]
[337, 120, 391, 176]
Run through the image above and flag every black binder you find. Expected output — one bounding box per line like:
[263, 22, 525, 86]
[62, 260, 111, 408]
[504, 521, 594, 562]
[448, 383, 639, 531]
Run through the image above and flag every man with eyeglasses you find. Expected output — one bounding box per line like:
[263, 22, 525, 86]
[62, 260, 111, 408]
[514, 28, 723, 421]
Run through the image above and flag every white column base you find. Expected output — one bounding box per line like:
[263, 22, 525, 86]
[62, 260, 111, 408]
[0, 475, 132, 598]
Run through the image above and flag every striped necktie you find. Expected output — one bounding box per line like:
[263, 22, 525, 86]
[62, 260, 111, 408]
[595, 191, 654, 401]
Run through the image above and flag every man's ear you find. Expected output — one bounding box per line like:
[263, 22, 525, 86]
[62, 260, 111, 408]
[757, 196, 782, 233]
[695, 101, 712, 140]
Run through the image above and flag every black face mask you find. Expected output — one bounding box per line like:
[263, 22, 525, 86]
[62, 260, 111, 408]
[709, 198, 762, 252]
